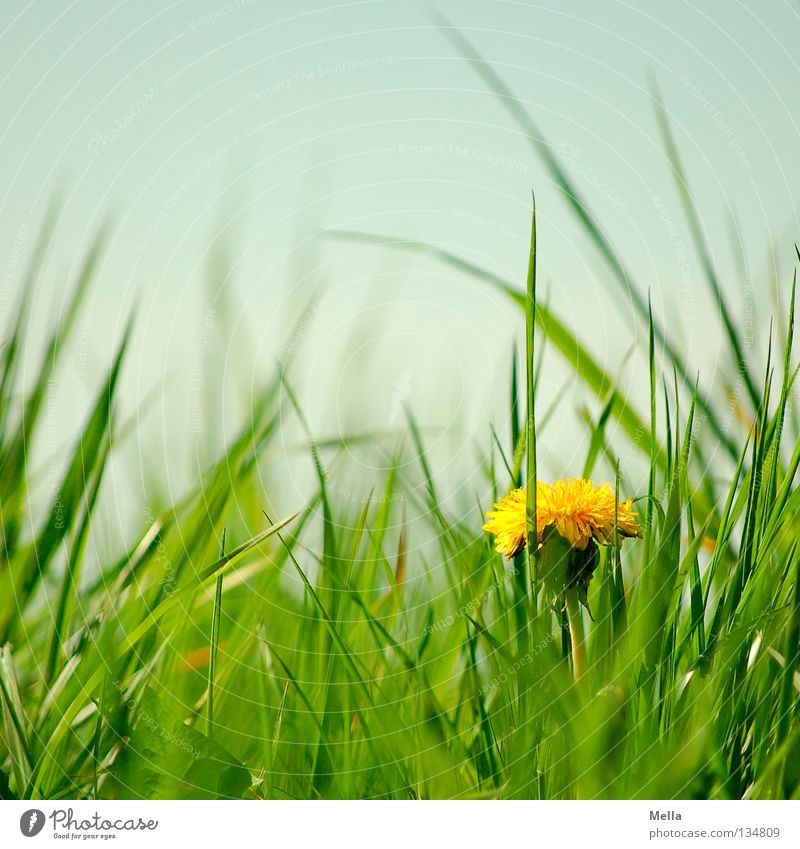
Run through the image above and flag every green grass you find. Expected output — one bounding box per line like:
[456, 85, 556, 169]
[1, 47, 800, 800]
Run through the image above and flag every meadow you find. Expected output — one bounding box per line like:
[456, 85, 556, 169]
[1, 41, 799, 801]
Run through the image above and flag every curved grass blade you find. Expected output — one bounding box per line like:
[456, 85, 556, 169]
[434, 21, 738, 461]
[327, 229, 662, 470]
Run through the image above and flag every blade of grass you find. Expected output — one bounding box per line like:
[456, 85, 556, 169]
[206, 528, 226, 739]
[525, 195, 538, 604]
[434, 21, 738, 461]
[652, 88, 760, 413]
[0, 316, 132, 641]
[328, 229, 663, 470]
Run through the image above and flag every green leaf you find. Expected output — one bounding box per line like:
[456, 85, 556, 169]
[108, 688, 250, 800]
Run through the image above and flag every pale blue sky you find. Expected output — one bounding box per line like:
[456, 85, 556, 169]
[2, 0, 799, 518]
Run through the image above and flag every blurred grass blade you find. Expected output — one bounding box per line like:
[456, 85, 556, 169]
[0, 315, 131, 641]
[434, 21, 738, 461]
[652, 88, 760, 413]
[328, 229, 662, 469]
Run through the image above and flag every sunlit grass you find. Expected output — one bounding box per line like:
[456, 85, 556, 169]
[1, 39, 799, 800]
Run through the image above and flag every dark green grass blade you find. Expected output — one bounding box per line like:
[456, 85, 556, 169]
[207, 529, 226, 739]
[634, 386, 696, 672]
[510, 339, 522, 486]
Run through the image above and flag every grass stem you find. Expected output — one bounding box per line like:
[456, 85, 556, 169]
[565, 589, 587, 682]
[525, 195, 538, 598]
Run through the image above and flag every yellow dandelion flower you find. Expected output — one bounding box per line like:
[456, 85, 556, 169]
[540, 478, 641, 550]
[482, 483, 550, 559]
[483, 478, 640, 557]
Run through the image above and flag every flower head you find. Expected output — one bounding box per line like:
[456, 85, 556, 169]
[481, 483, 551, 558]
[539, 478, 640, 550]
[483, 477, 640, 558]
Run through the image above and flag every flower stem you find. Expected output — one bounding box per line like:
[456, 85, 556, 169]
[565, 588, 587, 682]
